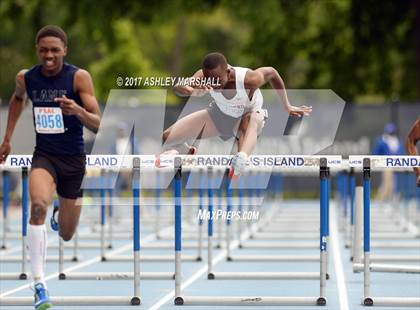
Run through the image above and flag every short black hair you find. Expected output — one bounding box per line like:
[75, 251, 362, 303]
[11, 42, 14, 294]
[202, 52, 227, 70]
[36, 25, 67, 46]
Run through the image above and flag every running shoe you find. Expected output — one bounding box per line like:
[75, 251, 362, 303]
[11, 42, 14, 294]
[33, 282, 52, 310]
[50, 200, 59, 232]
[229, 152, 248, 179]
[155, 149, 179, 167]
[187, 146, 197, 155]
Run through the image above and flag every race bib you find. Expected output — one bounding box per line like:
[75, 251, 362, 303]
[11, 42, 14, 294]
[34, 107, 64, 134]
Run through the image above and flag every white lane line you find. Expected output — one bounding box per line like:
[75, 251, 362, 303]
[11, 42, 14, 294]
[330, 202, 350, 310]
[0, 227, 169, 297]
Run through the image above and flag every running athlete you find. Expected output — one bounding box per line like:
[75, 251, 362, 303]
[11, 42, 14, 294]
[0, 25, 101, 309]
[160, 52, 312, 177]
[406, 118, 420, 186]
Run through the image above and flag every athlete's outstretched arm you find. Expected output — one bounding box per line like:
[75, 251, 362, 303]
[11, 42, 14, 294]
[245, 67, 312, 117]
[55, 69, 101, 133]
[406, 119, 420, 185]
[173, 69, 212, 97]
[0, 70, 28, 163]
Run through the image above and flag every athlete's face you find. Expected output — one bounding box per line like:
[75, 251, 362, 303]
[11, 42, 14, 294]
[203, 65, 229, 89]
[36, 36, 67, 74]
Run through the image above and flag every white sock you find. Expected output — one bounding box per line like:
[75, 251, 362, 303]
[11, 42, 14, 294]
[237, 151, 248, 160]
[27, 224, 47, 288]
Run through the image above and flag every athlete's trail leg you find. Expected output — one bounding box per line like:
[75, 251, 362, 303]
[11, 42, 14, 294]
[162, 109, 220, 150]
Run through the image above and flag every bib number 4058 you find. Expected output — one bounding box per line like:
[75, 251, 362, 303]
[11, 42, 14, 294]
[34, 107, 65, 134]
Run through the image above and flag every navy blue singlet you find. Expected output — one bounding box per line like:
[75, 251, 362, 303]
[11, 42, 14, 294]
[24, 63, 85, 155]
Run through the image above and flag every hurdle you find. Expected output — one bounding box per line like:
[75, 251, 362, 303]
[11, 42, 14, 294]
[349, 156, 420, 307]
[1, 170, 11, 249]
[0, 155, 173, 307]
[173, 155, 340, 306]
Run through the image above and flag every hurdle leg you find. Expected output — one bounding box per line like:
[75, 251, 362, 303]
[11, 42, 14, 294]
[326, 167, 330, 279]
[226, 169, 232, 260]
[174, 158, 183, 305]
[197, 187, 204, 261]
[216, 188, 223, 248]
[197, 169, 205, 260]
[20, 167, 29, 280]
[72, 229, 79, 262]
[59, 234, 65, 278]
[348, 169, 356, 253]
[154, 170, 161, 238]
[248, 172, 254, 231]
[362, 159, 373, 306]
[1, 171, 10, 249]
[100, 182, 106, 261]
[155, 187, 161, 239]
[237, 187, 243, 248]
[207, 167, 214, 277]
[318, 159, 328, 305]
[131, 158, 141, 305]
[351, 186, 363, 263]
[107, 188, 114, 249]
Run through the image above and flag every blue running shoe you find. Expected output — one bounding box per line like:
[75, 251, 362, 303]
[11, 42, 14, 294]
[50, 200, 59, 232]
[33, 282, 52, 309]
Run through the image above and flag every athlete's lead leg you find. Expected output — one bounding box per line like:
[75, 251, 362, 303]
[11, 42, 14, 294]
[230, 111, 265, 177]
[28, 168, 55, 309]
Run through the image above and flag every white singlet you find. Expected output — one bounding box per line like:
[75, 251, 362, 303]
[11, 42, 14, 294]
[209, 66, 263, 118]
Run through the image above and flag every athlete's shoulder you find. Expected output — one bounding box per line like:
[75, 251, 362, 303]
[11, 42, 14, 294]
[16, 69, 28, 81]
[15, 69, 30, 99]
[74, 68, 93, 83]
[243, 67, 263, 87]
[73, 68, 94, 93]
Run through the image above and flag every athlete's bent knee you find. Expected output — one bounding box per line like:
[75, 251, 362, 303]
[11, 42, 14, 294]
[59, 230, 75, 242]
[30, 200, 48, 224]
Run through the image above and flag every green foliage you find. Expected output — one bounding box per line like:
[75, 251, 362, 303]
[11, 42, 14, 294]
[89, 19, 156, 100]
[0, 0, 418, 104]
